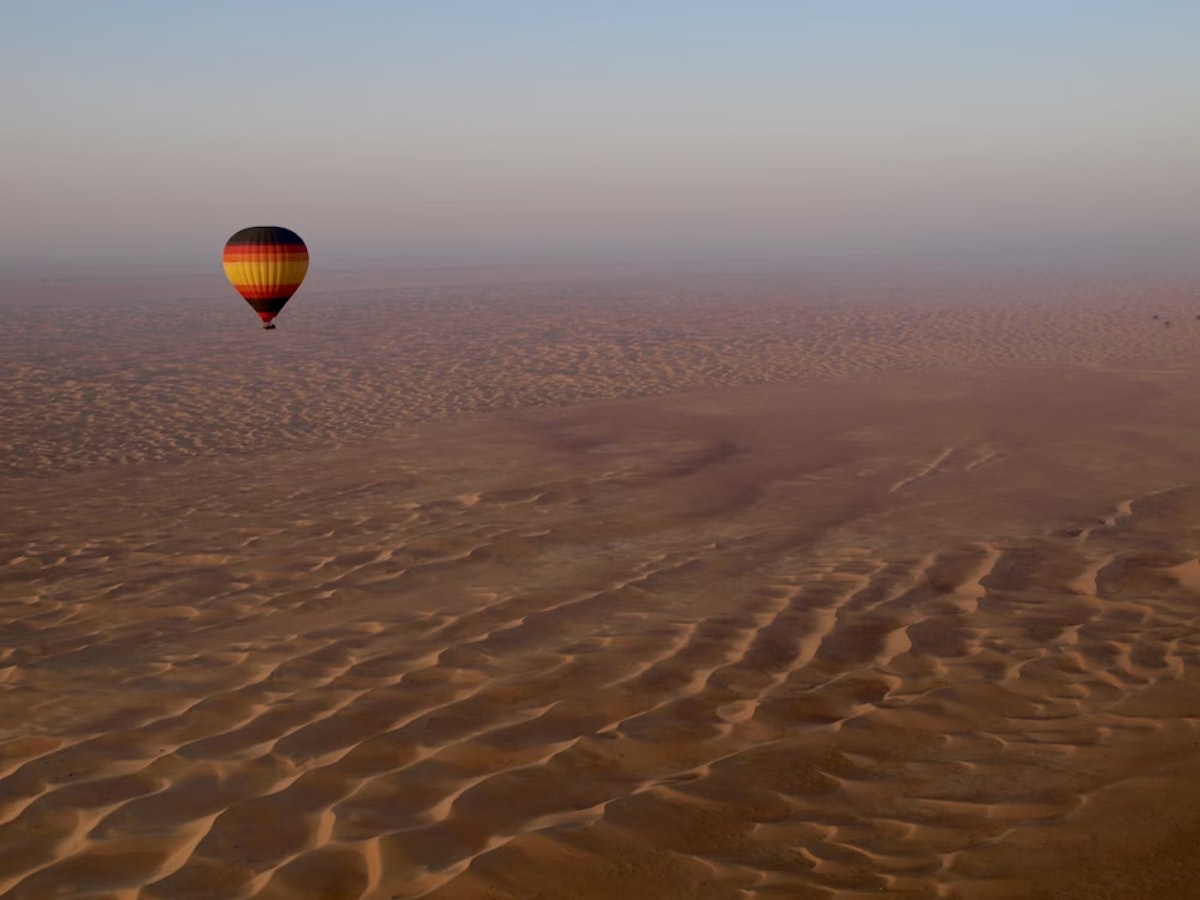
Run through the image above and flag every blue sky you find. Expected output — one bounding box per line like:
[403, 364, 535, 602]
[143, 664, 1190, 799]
[9, 1, 1200, 268]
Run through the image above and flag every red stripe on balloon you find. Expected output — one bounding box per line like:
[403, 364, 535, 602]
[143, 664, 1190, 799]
[222, 249, 309, 262]
[229, 284, 304, 299]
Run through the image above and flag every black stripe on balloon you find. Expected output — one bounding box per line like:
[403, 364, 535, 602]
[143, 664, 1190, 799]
[226, 226, 306, 247]
[247, 298, 292, 315]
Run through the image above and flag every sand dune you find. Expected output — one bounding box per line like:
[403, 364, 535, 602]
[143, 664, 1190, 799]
[2, 273, 1199, 898]
[4, 274, 1200, 480]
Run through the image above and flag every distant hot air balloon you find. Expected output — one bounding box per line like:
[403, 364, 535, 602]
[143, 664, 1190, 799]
[222, 226, 309, 329]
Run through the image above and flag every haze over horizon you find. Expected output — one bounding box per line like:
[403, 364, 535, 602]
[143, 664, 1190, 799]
[11, 1, 1200, 271]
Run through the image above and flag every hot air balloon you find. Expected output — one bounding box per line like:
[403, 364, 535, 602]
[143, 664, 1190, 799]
[222, 226, 309, 329]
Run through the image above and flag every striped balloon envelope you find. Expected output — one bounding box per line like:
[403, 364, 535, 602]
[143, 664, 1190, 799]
[222, 226, 309, 329]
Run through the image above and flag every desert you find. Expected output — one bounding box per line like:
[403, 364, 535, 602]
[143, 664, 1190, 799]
[2, 269, 1199, 899]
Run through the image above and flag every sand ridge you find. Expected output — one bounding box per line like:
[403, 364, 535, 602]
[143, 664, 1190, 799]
[2, 278, 1200, 898]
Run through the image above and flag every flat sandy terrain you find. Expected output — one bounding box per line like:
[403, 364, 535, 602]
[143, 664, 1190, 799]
[2, 271, 1200, 898]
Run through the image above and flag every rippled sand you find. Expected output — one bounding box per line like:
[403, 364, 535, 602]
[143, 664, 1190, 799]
[2, 272, 1199, 898]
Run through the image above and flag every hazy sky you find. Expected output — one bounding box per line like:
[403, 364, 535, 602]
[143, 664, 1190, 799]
[9, 1, 1200, 268]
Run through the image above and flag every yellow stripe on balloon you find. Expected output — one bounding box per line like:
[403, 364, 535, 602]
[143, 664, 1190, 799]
[221, 258, 310, 287]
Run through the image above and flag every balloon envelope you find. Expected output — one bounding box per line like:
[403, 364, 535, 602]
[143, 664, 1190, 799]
[222, 226, 309, 326]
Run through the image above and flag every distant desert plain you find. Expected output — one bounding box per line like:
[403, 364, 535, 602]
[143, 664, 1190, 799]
[2, 267, 1200, 899]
